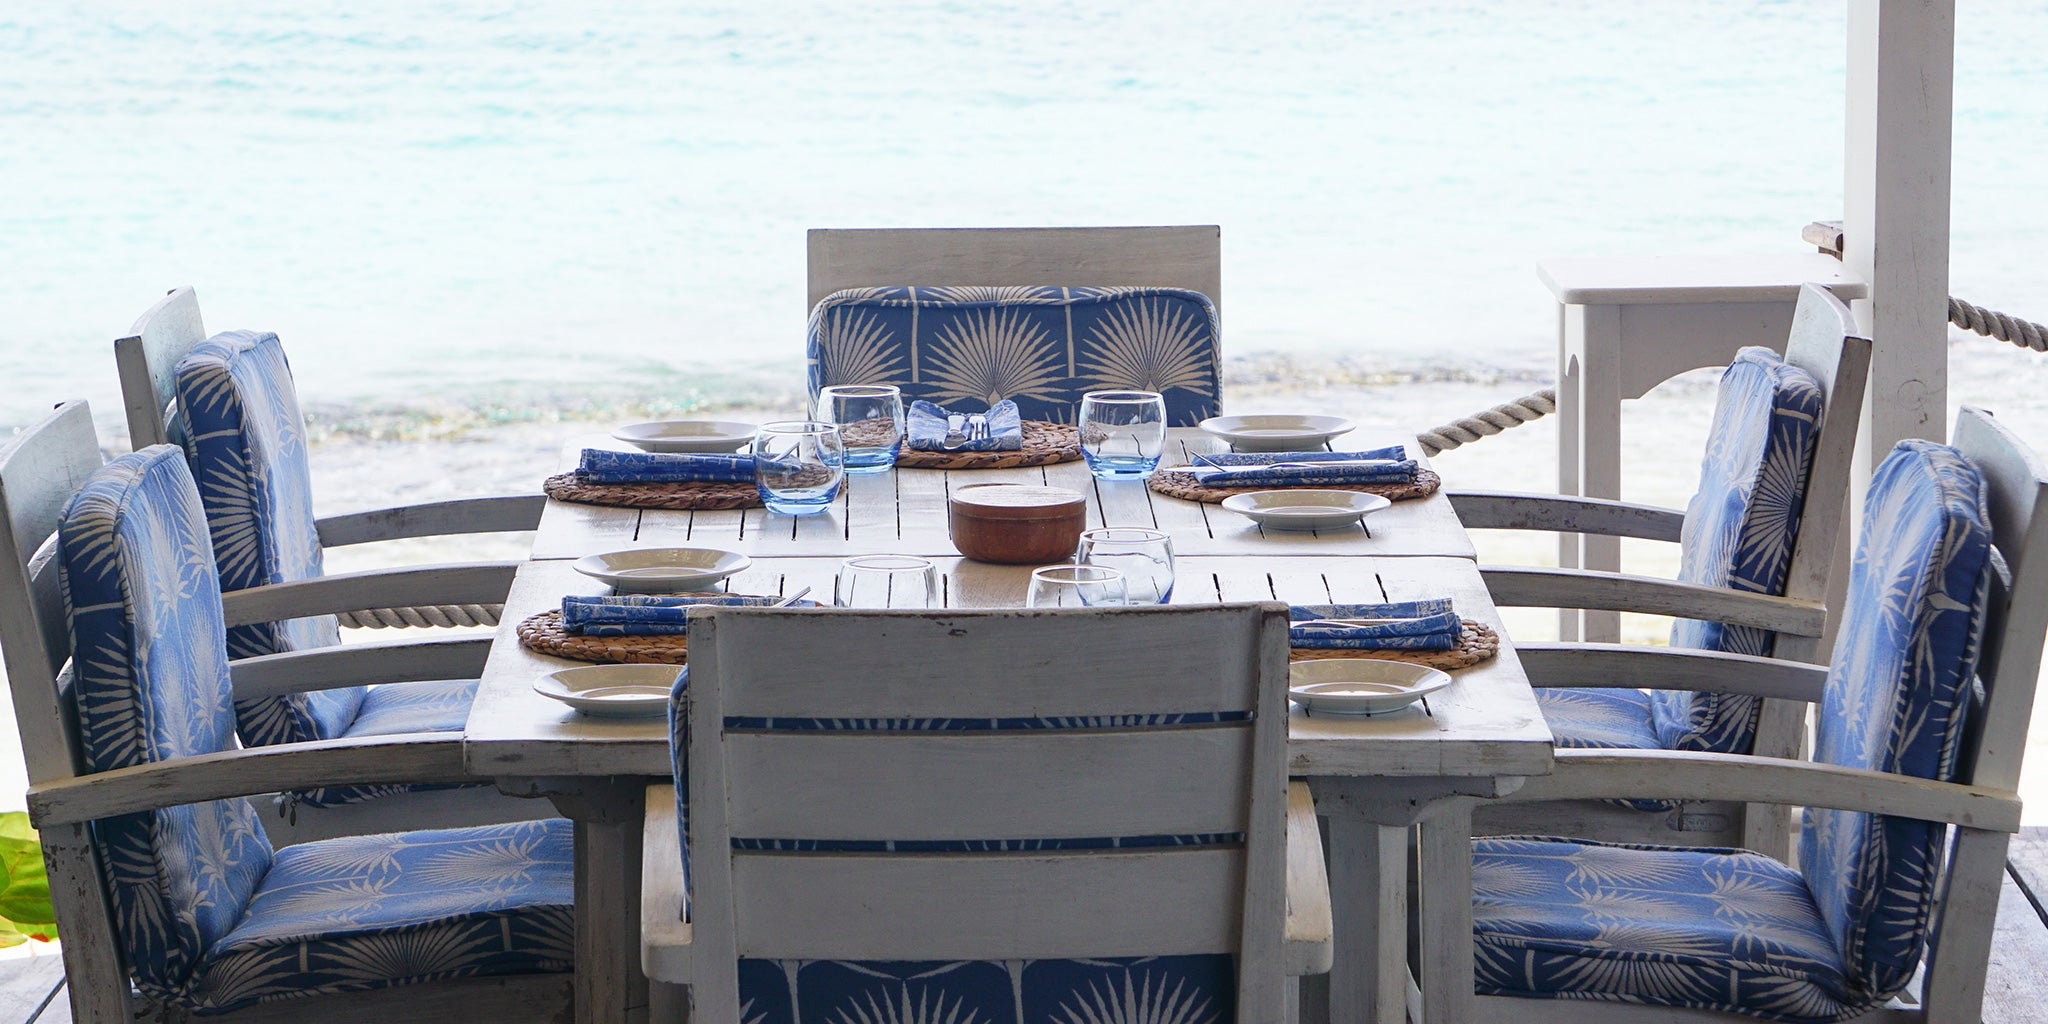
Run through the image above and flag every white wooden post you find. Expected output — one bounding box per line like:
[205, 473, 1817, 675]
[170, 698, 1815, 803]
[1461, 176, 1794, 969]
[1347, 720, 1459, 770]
[1844, 0, 1953, 484]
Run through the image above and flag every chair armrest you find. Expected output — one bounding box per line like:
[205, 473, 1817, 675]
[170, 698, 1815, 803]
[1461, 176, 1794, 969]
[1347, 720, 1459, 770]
[219, 561, 520, 627]
[1283, 780, 1332, 976]
[1494, 749, 2021, 832]
[1517, 643, 1828, 703]
[27, 733, 472, 827]
[641, 783, 695, 985]
[315, 494, 546, 548]
[1480, 566, 1826, 637]
[1448, 491, 1686, 543]
[228, 635, 492, 700]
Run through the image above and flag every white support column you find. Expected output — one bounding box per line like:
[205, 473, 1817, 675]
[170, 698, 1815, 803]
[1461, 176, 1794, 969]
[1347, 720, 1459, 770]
[1844, 0, 1954, 484]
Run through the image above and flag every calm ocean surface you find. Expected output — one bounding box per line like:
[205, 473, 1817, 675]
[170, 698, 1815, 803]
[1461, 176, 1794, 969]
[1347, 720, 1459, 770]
[2, 2, 2045, 435]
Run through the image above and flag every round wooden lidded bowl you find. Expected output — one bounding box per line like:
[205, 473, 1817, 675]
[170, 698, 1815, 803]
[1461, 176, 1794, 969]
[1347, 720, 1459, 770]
[948, 484, 1089, 564]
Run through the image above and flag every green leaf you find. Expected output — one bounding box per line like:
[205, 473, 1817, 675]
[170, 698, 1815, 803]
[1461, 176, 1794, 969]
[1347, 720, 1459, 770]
[0, 812, 57, 941]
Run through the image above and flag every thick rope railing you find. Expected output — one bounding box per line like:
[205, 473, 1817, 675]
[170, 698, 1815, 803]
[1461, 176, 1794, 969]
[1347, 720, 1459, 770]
[337, 603, 503, 629]
[1415, 388, 1556, 456]
[1949, 295, 2048, 353]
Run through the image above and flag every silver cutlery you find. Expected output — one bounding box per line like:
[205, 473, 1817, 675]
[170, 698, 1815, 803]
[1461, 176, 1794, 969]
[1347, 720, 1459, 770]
[775, 586, 813, 607]
[1294, 617, 1431, 629]
[943, 414, 967, 449]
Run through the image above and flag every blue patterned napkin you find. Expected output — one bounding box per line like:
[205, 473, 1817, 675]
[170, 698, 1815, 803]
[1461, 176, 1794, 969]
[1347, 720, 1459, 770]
[561, 593, 819, 635]
[1188, 456, 1418, 487]
[577, 449, 755, 484]
[906, 400, 1023, 452]
[1193, 445, 1408, 467]
[1288, 600, 1460, 650]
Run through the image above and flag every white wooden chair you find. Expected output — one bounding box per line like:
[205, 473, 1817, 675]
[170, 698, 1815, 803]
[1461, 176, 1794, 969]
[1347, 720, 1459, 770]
[1454, 406, 2047, 1024]
[0, 403, 575, 1024]
[639, 603, 1332, 1024]
[806, 225, 1222, 311]
[1459, 283, 1872, 855]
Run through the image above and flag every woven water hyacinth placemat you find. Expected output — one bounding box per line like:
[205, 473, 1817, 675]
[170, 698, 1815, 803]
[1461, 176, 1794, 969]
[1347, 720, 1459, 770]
[1149, 466, 1442, 504]
[542, 473, 764, 510]
[1288, 619, 1497, 670]
[518, 611, 691, 664]
[839, 419, 1082, 470]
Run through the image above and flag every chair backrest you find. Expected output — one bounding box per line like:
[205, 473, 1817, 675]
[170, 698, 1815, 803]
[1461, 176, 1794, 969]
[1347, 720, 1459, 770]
[1794, 418, 2045, 1004]
[680, 603, 1291, 1024]
[807, 226, 1222, 312]
[57, 445, 273, 1003]
[0, 401, 105, 784]
[115, 286, 206, 449]
[1649, 283, 1871, 753]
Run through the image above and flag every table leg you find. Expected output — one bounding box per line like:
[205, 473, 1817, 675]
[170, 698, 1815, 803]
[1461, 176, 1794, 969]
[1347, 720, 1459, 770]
[1325, 815, 1409, 1024]
[499, 776, 652, 1024]
[1415, 800, 1476, 1024]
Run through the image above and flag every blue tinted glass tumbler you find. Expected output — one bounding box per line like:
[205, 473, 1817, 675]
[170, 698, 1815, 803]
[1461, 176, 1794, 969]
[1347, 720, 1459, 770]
[753, 420, 844, 515]
[1079, 390, 1168, 480]
[816, 384, 904, 474]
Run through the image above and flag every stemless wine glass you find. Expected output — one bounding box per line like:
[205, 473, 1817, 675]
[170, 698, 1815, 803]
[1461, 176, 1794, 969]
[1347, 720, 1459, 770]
[815, 384, 904, 474]
[1025, 564, 1127, 608]
[752, 420, 844, 516]
[834, 554, 940, 609]
[1078, 390, 1168, 480]
[1075, 527, 1175, 604]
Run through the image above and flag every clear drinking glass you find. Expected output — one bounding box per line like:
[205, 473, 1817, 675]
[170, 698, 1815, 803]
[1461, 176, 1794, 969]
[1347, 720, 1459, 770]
[1025, 564, 1127, 608]
[834, 554, 940, 609]
[752, 420, 844, 515]
[815, 384, 904, 474]
[1075, 527, 1175, 604]
[1078, 390, 1168, 480]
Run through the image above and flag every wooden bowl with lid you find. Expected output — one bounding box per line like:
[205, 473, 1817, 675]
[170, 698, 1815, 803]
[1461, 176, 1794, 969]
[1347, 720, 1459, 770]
[948, 483, 1089, 564]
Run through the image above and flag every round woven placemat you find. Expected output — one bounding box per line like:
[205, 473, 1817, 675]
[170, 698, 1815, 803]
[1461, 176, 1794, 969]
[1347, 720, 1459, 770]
[1148, 466, 1442, 504]
[889, 421, 1082, 470]
[518, 611, 691, 664]
[1288, 619, 1497, 671]
[542, 473, 763, 510]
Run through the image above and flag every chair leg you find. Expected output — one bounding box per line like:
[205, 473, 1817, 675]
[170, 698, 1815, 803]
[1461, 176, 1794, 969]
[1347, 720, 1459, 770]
[1415, 800, 1476, 1024]
[1918, 827, 2008, 1024]
[40, 824, 135, 1024]
[1323, 815, 1408, 1024]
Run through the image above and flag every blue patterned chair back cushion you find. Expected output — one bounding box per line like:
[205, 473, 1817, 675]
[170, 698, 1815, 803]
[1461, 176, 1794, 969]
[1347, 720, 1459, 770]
[669, 671, 1238, 1024]
[1800, 440, 1993, 1002]
[174, 330, 362, 746]
[1650, 346, 1825, 752]
[807, 286, 1223, 426]
[59, 447, 275, 1002]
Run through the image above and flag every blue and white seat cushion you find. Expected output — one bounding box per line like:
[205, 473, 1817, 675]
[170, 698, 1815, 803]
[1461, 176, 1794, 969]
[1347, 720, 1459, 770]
[60, 448, 573, 1012]
[807, 286, 1223, 427]
[669, 669, 1237, 1024]
[1473, 440, 1994, 1022]
[1539, 347, 1825, 758]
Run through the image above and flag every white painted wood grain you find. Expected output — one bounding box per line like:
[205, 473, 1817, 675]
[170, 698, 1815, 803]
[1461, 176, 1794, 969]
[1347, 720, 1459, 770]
[113, 286, 204, 450]
[314, 494, 544, 547]
[219, 561, 519, 626]
[806, 225, 1222, 311]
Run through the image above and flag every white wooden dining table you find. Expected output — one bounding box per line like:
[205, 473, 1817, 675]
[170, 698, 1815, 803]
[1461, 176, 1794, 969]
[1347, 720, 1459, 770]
[463, 426, 1552, 1024]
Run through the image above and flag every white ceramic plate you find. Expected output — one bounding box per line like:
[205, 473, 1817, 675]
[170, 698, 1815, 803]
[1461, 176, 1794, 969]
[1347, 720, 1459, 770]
[1197, 414, 1356, 452]
[1220, 489, 1391, 531]
[1288, 659, 1452, 716]
[535, 664, 680, 718]
[573, 547, 751, 593]
[611, 420, 756, 453]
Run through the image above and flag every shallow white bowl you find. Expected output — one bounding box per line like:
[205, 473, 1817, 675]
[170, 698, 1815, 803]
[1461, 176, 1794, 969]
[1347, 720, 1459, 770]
[1198, 414, 1356, 452]
[611, 420, 756, 453]
[535, 664, 680, 718]
[1220, 489, 1391, 532]
[1288, 660, 1452, 716]
[573, 547, 751, 593]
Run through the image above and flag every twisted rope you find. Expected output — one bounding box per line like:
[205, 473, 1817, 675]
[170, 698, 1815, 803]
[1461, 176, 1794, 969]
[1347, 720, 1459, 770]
[337, 603, 503, 629]
[1416, 388, 1557, 456]
[1950, 296, 2048, 353]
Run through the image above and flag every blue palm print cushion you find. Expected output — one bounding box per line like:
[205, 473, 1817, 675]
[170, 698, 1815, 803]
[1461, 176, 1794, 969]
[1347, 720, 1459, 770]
[61, 448, 573, 1013]
[1538, 346, 1824, 760]
[807, 286, 1222, 426]
[1473, 441, 1994, 1022]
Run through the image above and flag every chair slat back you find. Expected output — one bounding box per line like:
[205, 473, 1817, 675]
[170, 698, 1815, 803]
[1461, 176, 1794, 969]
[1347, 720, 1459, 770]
[114, 286, 205, 449]
[0, 401, 103, 782]
[1949, 406, 2048, 792]
[1778, 283, 1873, 621]
[685, 604, 1290, 1023]
[807, 226, 1222, 312]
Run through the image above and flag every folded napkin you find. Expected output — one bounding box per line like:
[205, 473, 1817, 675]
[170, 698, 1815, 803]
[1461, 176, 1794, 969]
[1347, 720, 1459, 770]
[1193, 445, 1408, 467]
[1187, 455, 1418, 487]
[577, 449, 755, 484]
[1287, 600, 1460, 651]
[561, 593, 818, 636]
[906, 400, 1023, 452]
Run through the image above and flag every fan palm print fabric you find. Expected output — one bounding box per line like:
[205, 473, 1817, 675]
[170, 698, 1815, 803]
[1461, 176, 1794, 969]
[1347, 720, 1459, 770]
[1472, 440, 1994, 1022]
[669, 672, 1240, 1024]
[807, 287, 1222, 426]
[60, 449, 573, 1013]
[1537, 347, 1824, 763]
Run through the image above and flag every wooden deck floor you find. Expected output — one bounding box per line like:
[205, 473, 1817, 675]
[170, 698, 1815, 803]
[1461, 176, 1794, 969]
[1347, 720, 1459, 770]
[6, 830, 2048, 1022]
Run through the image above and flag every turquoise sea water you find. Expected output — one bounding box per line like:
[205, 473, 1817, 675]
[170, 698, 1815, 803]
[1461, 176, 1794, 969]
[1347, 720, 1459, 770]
[2, 2, 2045, 435]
